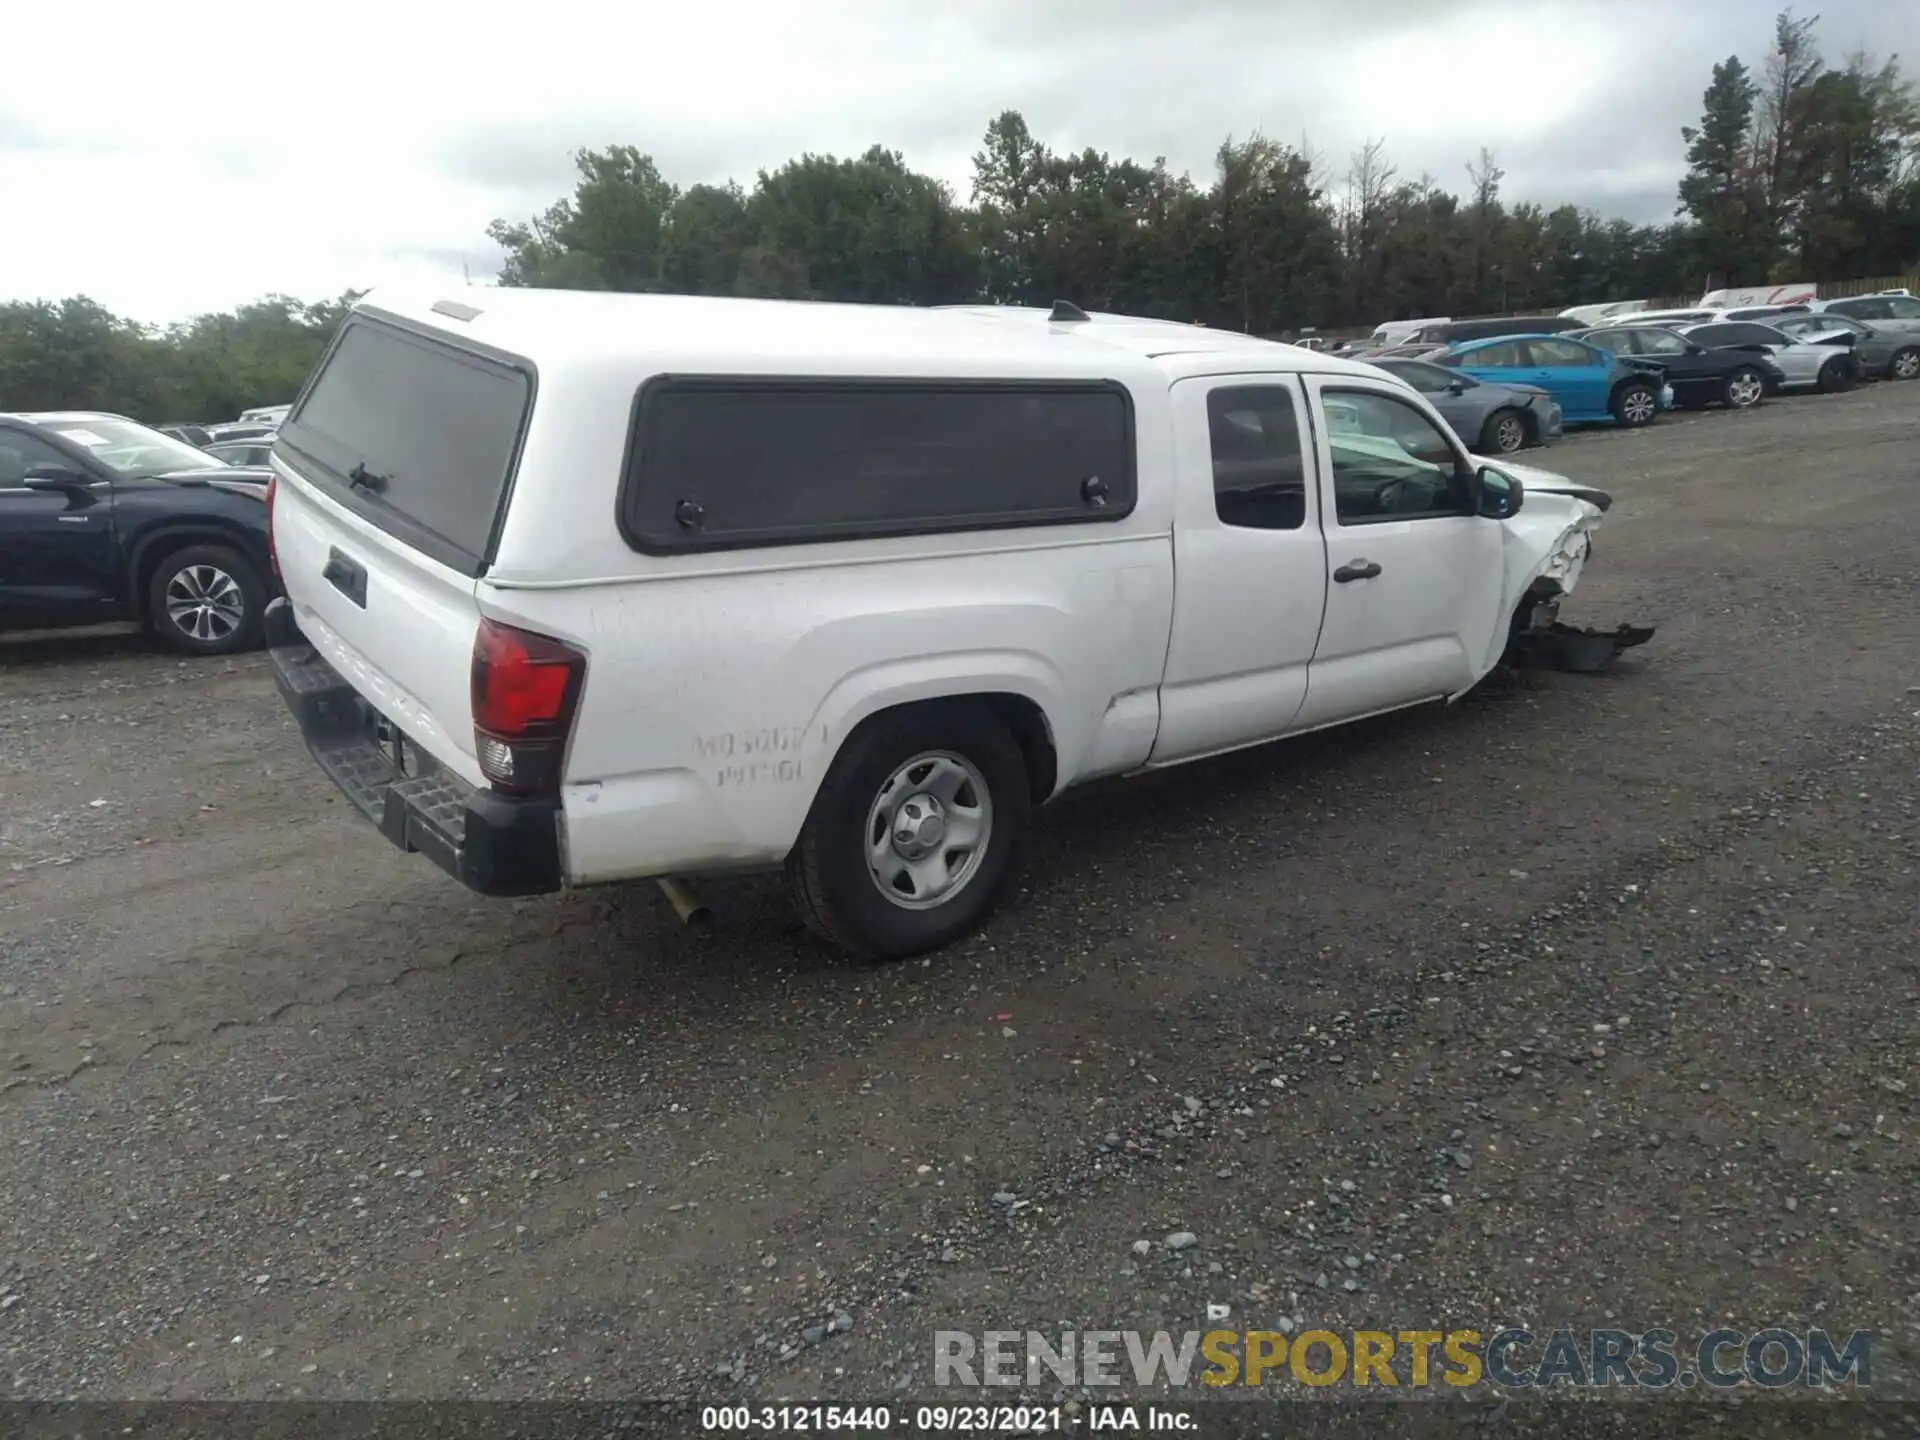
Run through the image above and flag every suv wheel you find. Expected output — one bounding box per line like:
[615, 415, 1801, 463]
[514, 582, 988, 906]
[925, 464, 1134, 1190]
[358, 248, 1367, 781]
[147, 543, 265, 655]
[785, 702, 1031, 960]
[1611, 380, 1659, 428]
[1889, 347, 1920, 381]
[1723, 366, 1766, 409]
[1480, 409, 1529, 454]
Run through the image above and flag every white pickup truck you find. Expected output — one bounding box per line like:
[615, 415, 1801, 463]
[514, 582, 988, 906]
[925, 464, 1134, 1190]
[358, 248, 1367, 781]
[263, 292, 1620, 959]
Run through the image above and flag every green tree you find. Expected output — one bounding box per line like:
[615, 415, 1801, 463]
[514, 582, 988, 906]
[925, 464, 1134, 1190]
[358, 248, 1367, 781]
[1790, 54, 1920, 275]
[659, 182, 751, 295]
[744, 146, 973, 304]
[1678, 56, 1772, 284]
[1755, 8, 1826, 267]
[969, 111, 1052, 303]
[1214, 135, 1341, 332]
[0, 292, 353, 421]
[489, 145, 679, 290]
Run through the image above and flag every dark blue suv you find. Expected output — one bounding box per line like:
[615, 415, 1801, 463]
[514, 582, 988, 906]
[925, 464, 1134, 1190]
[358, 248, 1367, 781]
[0, 411, 278, 654]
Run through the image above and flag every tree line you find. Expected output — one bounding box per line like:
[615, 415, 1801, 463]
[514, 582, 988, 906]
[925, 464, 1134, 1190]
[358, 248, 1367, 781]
[0, 294, 357, 424]
[4, 7, 1916, 423]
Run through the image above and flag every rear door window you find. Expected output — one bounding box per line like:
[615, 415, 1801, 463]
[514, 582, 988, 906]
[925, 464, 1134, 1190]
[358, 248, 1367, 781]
[1688, 323, 1779, 348]
[621, 379, 1135, 554]
[1376, 360, 1455, 393]
[1525, 339, 1597, 368]
[277, 317, 533, 574]
[1633, 330, 1689, 356]
[1459, 341, 1525, 368]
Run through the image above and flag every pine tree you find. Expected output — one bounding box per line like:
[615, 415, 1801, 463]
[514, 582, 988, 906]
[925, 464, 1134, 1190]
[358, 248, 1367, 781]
[1678, 56, 1768, 284]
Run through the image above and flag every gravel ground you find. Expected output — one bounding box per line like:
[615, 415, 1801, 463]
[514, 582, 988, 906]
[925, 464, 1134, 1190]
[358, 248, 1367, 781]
[1, 385, 1915, 1429]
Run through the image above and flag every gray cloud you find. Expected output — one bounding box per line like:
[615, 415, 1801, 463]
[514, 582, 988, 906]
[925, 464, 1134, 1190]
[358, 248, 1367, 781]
[383, 241, 502, 273]
[430, 0, 1920, 232]
[13, 0, 1919, 322]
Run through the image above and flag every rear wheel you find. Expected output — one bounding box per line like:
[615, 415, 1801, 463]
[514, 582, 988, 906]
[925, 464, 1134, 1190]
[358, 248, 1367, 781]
[1611, 380, 1659, 428]
[1723, 366, 1766, 409]
[1479, 408, 1530, 454]
[146, 543, 265, 656]
[1816, 357, 1856, 393]
[1889, 347, 1920, 381]
[784, 702, 1032, 961]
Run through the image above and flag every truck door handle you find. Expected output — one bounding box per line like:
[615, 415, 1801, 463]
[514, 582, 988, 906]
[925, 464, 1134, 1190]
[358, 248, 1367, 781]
[1333, 560, 1382, 583]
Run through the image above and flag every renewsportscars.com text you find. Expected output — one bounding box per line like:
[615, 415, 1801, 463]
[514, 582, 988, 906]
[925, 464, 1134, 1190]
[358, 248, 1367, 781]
[933, 1326, 1872, 1390]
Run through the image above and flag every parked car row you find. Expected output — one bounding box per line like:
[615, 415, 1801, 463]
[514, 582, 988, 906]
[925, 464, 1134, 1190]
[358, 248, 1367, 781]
[157, 403, 292, 463]
[1323, 299, 1918, 455]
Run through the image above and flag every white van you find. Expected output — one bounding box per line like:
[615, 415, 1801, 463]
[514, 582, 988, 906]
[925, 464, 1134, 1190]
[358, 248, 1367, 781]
[263, 292, 1619, 959]
[1558, 300, 1650, 328]
[1697, 283, 1818, 310]
[1367, 317, 1450, 347]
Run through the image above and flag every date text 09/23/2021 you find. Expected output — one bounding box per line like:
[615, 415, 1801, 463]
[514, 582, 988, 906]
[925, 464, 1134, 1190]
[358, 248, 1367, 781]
[699, 1405, 1078, 1432]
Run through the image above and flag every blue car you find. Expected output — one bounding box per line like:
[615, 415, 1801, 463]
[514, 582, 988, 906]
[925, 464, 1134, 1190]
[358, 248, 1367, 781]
[1433, 334, 1673, 429]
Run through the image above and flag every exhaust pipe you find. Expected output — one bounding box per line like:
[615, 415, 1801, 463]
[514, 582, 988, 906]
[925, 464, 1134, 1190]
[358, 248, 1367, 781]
[656, 877, 711, 928]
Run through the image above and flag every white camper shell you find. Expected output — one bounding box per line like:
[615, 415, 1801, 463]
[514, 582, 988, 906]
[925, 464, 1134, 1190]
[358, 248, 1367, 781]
[263, 290, 1617, 958]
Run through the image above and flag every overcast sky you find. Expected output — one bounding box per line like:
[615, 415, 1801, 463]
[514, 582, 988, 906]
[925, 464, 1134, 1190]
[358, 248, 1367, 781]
[4, 0, 1916, 324]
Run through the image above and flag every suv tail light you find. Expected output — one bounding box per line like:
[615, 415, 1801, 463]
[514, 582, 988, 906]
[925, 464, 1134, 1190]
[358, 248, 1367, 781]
[471, 619, 587, 797]
[265, 474, 281, 582]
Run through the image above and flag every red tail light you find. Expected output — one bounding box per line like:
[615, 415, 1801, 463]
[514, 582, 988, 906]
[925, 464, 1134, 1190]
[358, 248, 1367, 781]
[265, 474, 281, 581]
[471, 619, 586, 796]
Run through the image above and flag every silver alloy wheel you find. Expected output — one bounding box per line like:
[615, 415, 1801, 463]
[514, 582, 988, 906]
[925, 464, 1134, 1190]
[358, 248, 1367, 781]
[1893, 350, 1920, 380]
[164, 563, 245, 643]
[1621, 388, 1657, 424]
[1727, 372, 1765, 408]
[1493, 415, 1526, 452]
[865, 751, 993, 910]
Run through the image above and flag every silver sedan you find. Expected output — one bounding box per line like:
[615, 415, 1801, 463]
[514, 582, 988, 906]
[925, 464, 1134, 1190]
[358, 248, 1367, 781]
[1773, 313, 1920, 382]
[1676, 320, 1859, 393]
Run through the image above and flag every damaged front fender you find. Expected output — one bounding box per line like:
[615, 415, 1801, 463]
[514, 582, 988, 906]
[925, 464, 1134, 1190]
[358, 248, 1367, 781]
[1474, 458, 1655, 674]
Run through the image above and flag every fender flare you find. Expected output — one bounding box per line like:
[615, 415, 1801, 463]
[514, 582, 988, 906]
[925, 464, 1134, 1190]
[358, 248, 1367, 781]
[774, 652, 1073, 835]
[126, 521, 269, 609]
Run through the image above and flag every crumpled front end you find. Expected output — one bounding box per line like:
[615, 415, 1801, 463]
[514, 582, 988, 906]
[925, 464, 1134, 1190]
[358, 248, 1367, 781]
[1479, 459, 1655, 675]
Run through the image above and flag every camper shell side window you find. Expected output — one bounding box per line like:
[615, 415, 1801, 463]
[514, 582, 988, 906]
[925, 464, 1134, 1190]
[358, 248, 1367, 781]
[618, 376, 1138, 555]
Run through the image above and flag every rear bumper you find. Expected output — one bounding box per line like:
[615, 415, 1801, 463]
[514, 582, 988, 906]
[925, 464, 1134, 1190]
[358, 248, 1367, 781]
[264, 598, 563, 897]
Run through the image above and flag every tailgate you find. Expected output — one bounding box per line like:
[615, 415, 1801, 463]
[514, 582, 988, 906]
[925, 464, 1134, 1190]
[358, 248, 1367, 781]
[268, 312, 535, 785]
[271, 472, 487, 783]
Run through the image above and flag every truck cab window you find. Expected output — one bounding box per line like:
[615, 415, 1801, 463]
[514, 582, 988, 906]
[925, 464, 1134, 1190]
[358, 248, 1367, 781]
[1206, 386, 1306, 531]
[1321, 390, 1473, 524]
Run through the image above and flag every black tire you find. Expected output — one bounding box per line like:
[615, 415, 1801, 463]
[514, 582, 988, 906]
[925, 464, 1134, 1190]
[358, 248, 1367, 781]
[1722, 366, 1766, 409]
[1479, 408, 1529, 454]
[1610, 379, 1659, 429]
[145, 543, 266, 655]
[1888, 347, 1920, 382]
[1816, 357, 1857, 394]
[785, 701, 1032, 961]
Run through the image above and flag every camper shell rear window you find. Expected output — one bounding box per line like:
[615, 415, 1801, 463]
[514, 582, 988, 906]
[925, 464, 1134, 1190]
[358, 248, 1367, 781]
[618, 376, 1137, 554]
[277, 314, 534, 576]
